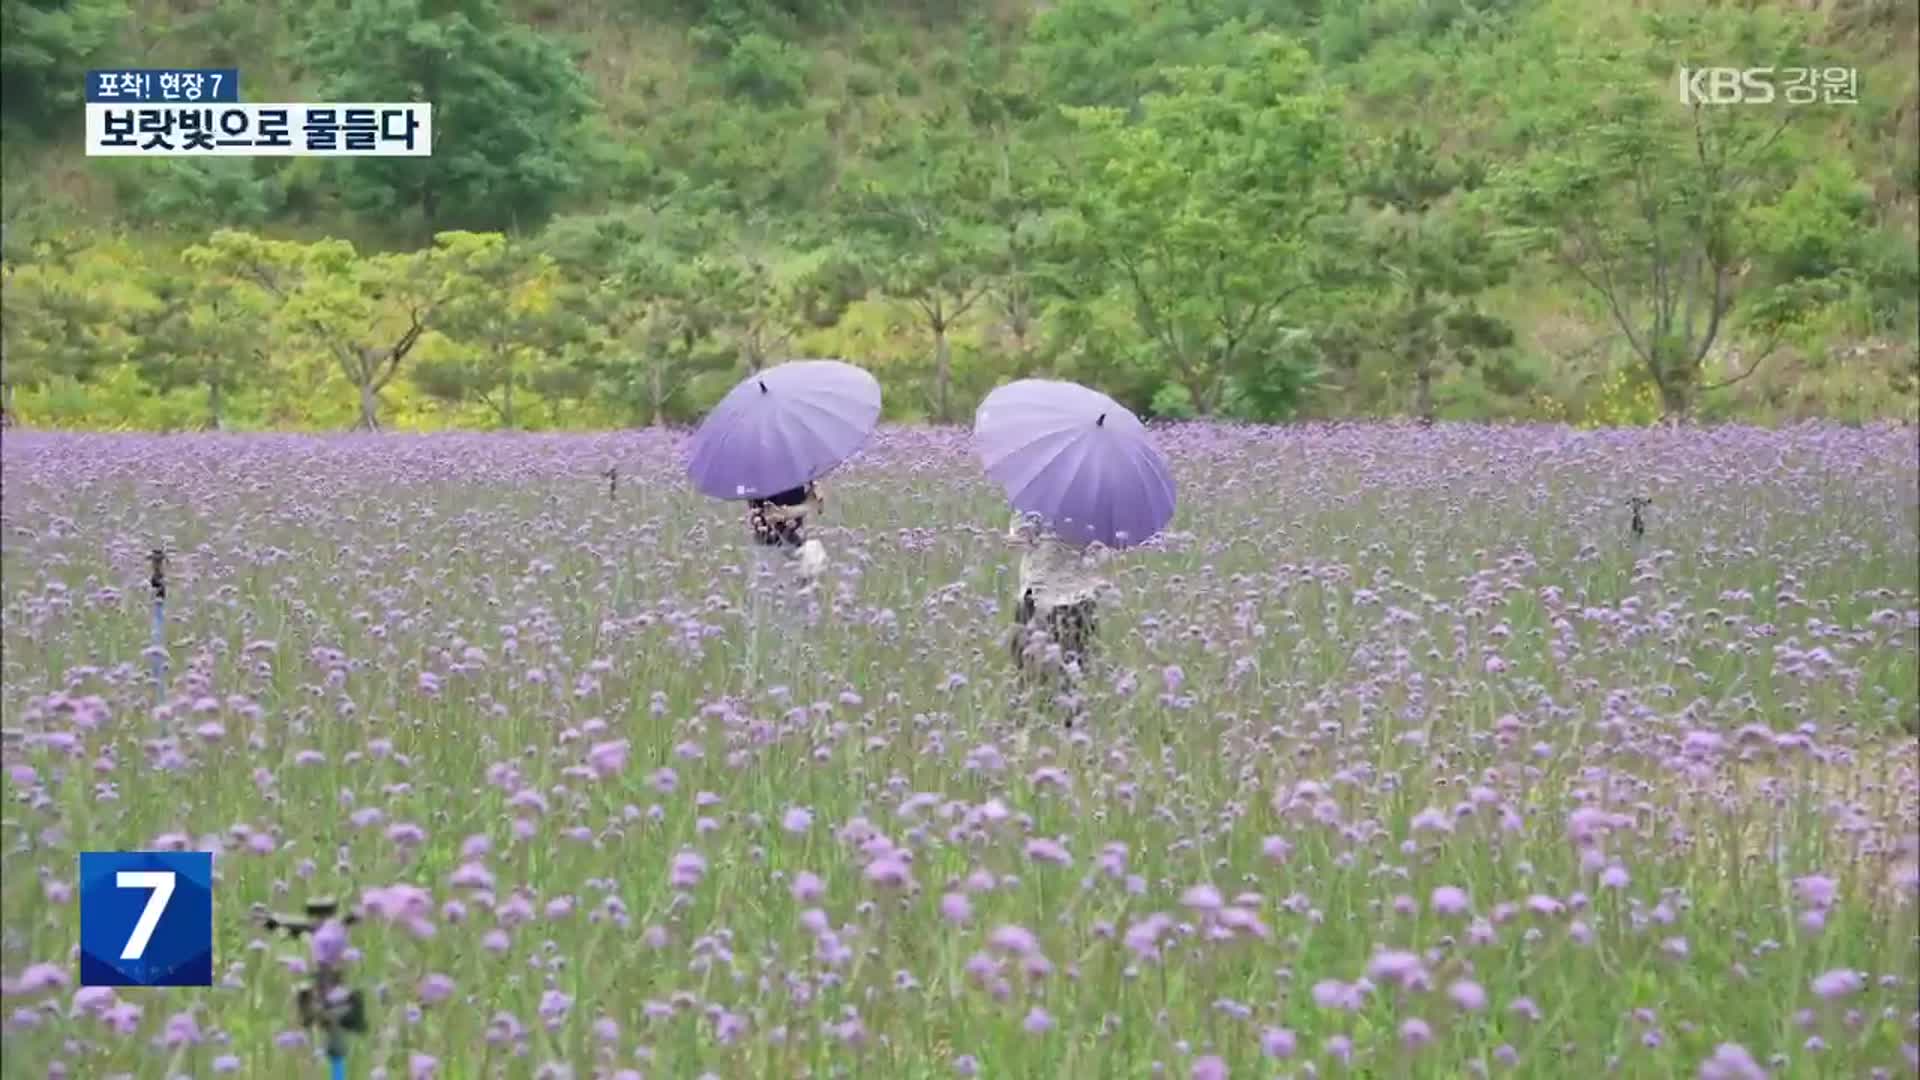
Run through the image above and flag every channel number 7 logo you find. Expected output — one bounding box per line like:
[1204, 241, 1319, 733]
[78, 852, 214, 987]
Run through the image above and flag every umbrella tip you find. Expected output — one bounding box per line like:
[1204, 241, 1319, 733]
[1096, 413, 1106, 427]
[758, 380, 769, 394]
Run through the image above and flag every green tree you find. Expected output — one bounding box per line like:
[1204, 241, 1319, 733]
[0, 234, 141, 420]
[410, 232, 574, 428]
[564, 212, 733, 427]
[0, 0, 128, 138]
[296, 0, 595, 233]
[190, 229, 442, 430]
[128, 263, 272, 430]
[106, 159, 282, 234]
[1493, 9, 1827, 418]
[847, 115, 1005, 422]
[1353, 128, 1517, 422]
[1058, 34, 1345, 416]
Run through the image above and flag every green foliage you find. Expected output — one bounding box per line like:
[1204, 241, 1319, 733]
[104, 159, 283, 233]
[712, 31, 813, 105]
[1, 236, 148, 403]
[1353, 128, 1518, 420]
[1056, 33, 1346, 417]
[844, 114, 1012, 421]
[296, 0, 595, 233]
[185, 229, 444, 430]
[410, 231, 576, 427]
[4, 0, 1915, 430]
[0, 0, 127, 138]
[128, 254, 274, 428]
[1491, 4, 1835, 417]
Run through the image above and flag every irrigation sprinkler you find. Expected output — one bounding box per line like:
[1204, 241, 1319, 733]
[253, 898, 368, 1080]
[148, 548, 167, 705]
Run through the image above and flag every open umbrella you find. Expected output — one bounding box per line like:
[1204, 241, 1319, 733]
[973, 379, 1176, 549]
[686, 360, 882, 500]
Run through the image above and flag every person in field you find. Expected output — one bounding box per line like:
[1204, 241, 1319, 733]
[1006, 509, 1106, 718]
[747, 481, 828, 585]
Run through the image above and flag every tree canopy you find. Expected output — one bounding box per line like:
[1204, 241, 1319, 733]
[3, 0, 1914, 430]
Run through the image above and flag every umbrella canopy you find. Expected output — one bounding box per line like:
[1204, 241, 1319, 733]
[973, 379, 1176, 549]
[687, 360, 882, 500]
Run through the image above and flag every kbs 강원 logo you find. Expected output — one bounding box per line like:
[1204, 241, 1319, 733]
[1678, 67, 1860, 106]
[78, 852, 213, 987]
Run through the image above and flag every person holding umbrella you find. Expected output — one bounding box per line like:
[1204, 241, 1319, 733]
[1006, 508, 1107, 704]
[747, 481, 829, 584]
[974, 379, 1176, 722]
[687, 360, 882, 675]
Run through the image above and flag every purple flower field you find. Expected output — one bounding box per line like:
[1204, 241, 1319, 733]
[3, 422, 1917, 1079]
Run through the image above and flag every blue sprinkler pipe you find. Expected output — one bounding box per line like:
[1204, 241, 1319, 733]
[148, 549, 167, 706]
[329, 1053, 346, 1080]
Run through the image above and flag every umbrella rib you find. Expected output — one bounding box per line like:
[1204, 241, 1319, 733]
[1114, 441, 1174, 543]
[996, 427, 1091, 503]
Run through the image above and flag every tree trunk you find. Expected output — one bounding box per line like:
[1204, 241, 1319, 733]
[1658, 379, 1691, 421]
[208, 382, 225, 431]
[1181, 372, 1213, 417]
[933, 323, 951, 423]
[1651, 348, 1692, 420]
[503, 376, 515, 430]
[1415, 357, 1435, 424]
[357, 383, 381, 432]
[649, 359, 664, 428]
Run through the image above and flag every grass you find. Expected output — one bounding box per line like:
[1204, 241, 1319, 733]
[0, 421, 1916, 1078]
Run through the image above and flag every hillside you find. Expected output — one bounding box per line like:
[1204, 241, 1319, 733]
[1, 0, 1915, 431]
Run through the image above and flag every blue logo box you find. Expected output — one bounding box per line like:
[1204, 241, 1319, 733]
[78, 852, 213, 987]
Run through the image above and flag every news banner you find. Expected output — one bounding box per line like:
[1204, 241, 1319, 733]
[84, 68, 431, 157]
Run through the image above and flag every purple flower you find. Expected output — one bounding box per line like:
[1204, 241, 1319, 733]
[1025, 838, 1072, 865]
[1366, 948, 1428, 989]
[1181, 883, 1223, 912]
[1024, 1007, 1054, 1034]
[988, 925, 1039, 956]
[1312, 979, 1366, 1010]
[1261, 1026, 1297, 1059]
[1430, 885, 1470, 916]
[941, 892, 973, 924]
[1448, 979, 1488, 1012]
[1698, 1043, 1767, 1080]
[538, 989, 572, 1030]
[1191, 1055, 1227, 1080]
[12, 963, 68, 994]
[417, 973, 455, 1006]
[782, 807, 813, 834]
[586, 740, 629, 779]
[669, 850, 706, 890]
[1793, 875, 1836, 909]
[792, 871, 824, 902]
[310, 919, 348, 968]
[1810, 969, 1864, 1000]
[864, 856, 912, 889]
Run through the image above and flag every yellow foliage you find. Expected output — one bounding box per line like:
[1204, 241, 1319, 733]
[1580, 365, 1662, 428]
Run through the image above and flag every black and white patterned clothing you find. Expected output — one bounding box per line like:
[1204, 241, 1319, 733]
[748, 484, 820, 550]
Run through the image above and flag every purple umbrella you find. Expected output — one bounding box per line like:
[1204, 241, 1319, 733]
[687, 360, 882, 500]
[972, 379, 1176, 548]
